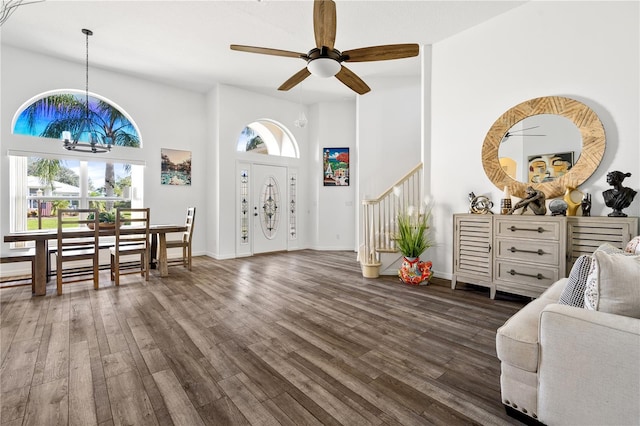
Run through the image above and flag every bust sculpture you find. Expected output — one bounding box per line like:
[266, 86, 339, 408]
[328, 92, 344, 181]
[602, 171, 637, 217]
[508, 186, 547, 215]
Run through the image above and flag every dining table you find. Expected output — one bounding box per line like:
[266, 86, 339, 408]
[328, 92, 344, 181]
[4, 224, 187, 296]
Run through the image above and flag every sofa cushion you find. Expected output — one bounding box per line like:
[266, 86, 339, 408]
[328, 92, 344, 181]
[584, 250, 640, 318]
[496, 279, 567, 372]
[625, 236, 640, 254]
[558, 255, 592, 308]
[594, 242, 634, 256]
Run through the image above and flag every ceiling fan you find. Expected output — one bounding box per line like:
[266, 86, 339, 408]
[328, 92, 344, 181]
[230, 0, 419, 95]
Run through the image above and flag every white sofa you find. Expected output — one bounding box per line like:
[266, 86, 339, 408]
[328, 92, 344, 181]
[496, 276, 640, 425]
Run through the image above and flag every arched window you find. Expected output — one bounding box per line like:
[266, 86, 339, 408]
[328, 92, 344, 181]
[236, 119, 299, 158]
[13, 89, 141, 147]
[9, 90, 144, 235]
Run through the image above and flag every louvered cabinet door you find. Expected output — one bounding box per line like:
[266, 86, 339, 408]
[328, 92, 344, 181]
[453, 214, 495, 298]
[567, 216, 638, 270]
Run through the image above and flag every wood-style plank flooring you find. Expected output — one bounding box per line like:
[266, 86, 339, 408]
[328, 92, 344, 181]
[0, 250, 527, 425]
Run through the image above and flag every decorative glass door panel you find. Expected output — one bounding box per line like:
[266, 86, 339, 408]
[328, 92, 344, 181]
[259, 176, 280, 239]
[252, 164, 287, 254]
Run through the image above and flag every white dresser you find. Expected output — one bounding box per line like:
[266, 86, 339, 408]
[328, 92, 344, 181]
[453, 214, 638, 298]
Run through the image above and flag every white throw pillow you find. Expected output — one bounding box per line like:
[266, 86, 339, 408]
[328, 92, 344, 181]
[625, 236, 640, 254]
[584, 250, 640, 318]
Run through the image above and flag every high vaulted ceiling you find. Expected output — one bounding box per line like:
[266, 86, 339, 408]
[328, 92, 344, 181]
[1, 0, 525, 103]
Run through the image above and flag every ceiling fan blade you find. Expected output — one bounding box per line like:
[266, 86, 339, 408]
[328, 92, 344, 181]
[314, 0, 336, 49]
[335, 66, 370, 95]
[278, 68, 312, 91]
[342, 44, 420, 62]
[230, 44, 305, 59]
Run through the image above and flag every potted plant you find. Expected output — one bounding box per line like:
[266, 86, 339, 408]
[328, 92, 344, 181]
[87, 210, 117, 229]
[395, 205, 434, 285]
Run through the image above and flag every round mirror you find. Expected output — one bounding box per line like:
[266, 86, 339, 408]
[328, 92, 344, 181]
[482, 96, 605, 198]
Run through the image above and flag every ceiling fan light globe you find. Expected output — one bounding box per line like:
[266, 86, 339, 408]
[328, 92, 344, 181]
[307, 57, 340, 78]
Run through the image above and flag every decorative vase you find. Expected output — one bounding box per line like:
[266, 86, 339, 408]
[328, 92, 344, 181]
[398, 256, 433, 285]
[500, 186, 512, 214]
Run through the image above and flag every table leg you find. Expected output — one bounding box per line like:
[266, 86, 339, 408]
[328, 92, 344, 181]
[33, 240, 47, 296]
[159, 233, 169, 277]
[150, 233, 158, 269]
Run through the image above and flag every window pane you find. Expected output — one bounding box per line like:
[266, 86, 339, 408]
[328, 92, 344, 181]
[12, 156, 138, 233]
[27, 158, 80, 230]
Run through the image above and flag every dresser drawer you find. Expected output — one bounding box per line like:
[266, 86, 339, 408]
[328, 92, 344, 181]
[495, 279, 551, 299]
[494, 260, 559, 290]
[495, 238, 561, 267]
[495, 218, 562, 241]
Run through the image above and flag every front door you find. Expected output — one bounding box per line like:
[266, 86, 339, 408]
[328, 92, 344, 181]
[252, 164, 288, 254]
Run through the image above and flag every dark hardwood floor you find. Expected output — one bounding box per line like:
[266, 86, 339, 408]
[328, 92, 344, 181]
[0, 250, 527, 425]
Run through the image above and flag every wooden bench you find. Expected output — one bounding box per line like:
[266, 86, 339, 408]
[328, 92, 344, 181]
[1, 250, 36, 291]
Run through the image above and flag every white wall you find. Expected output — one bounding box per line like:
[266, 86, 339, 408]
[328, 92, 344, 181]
[430, 1, 640, 278]
[308, 101, 357, 250]
[357, 77, 422, 201]
[210, 84, 310, 258]
[0, 46, 208, 258]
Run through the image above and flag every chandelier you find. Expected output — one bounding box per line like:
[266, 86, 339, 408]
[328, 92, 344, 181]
[62, 29, 112, 153]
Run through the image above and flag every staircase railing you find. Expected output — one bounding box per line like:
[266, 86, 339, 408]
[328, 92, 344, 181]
[361, 163, 423, 267]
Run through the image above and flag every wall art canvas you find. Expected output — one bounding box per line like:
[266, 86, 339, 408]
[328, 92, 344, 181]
[161, 148, 192, 186]
[527, 151, 574, 184]
[323, 148, 349, 186]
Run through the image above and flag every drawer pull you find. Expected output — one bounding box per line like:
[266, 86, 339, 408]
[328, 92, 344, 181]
[508, 226, 545, 233]
[508, 247, 545, 255]
[507, 269, 544, 280]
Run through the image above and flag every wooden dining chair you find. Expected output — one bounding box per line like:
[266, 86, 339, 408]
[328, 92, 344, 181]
[54, 208, 100, 296]
[0, 250, 36, 292]
[166, 207, 196, 270]
[110, 208, 150, 286]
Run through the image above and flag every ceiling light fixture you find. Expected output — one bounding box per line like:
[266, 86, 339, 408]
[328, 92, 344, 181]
[294, 86, 308, 128]
[294, 111, 308, 128]
[307, 57, 341, 78]
[0, 0, 45, 26]
[62, 29, 112, 154]
[306, 47, 342, 78]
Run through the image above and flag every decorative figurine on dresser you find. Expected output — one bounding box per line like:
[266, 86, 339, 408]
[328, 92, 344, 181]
[581, 193, 592, 216]
[563, 185, 583, 216]
[549, 199, 568, 216]
[468, 192, 494, 214]
[602, 171, 637, 217]
[507, 186, 547, 215]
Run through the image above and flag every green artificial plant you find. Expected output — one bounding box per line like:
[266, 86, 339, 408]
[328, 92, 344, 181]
[395, 205, 433, 258]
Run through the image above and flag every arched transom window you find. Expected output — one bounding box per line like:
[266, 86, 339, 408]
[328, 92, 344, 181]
[236, 119, 299, 158]
[13, 89, 141, 147]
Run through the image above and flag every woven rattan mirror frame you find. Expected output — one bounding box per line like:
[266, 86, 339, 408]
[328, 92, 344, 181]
[482, 96, 605, 199]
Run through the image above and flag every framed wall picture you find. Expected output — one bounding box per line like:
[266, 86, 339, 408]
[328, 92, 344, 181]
[527, 151, 574, 184]
[161, 148, 192, 185]
[323, 148, 349, 186]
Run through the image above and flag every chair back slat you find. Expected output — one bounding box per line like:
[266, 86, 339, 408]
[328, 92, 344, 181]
[57, 209, 100, 250]
[183, 207, 196, 243]
[115, 208, 150, 247]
